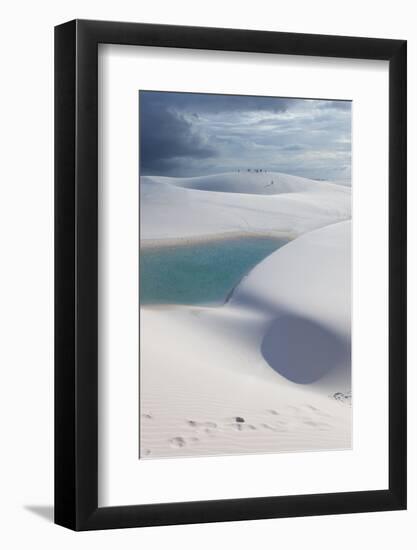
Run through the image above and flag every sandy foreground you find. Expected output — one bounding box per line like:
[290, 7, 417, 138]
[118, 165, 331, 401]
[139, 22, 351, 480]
[140, 173, 352, 458]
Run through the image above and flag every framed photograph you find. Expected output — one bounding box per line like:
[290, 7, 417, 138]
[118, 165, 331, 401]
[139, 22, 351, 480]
[55, 20, 406, 530]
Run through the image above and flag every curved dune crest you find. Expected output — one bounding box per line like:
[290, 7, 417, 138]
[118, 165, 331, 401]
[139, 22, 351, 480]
[230, 221, 351, 337]
[142, 171, 345, 196]
[140, 172, 351, 243]
[229, 220, 351, 390]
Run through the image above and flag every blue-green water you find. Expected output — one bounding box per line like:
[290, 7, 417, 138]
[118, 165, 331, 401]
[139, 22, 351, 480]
[140, 236, 288, 306]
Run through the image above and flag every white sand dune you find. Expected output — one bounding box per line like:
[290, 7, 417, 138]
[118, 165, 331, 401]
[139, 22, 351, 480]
[140, 172, 350, 245]
[140, 220, 352, 459]
[146, 171, 340, 195]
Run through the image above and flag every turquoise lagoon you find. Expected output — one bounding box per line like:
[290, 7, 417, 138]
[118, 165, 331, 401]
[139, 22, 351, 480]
[140, 236, 288, 306]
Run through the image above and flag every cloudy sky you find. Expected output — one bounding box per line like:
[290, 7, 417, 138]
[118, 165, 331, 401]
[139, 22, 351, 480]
[139, 91, 351, 183]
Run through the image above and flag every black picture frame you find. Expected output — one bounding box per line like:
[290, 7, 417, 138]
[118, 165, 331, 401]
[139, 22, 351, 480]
[55, 19, 407, 531]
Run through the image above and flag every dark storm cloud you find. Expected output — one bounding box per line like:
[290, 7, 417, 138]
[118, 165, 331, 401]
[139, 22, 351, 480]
[139, 91, 292, 174]
[141, 91, 291, 115]
[139, 95, 216, 174]
[139, 91, 352, 183]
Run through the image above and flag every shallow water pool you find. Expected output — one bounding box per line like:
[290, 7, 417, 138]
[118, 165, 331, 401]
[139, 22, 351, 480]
[140, 236, 288, 306]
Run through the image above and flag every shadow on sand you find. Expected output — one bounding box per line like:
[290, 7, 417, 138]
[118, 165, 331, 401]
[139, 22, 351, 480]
[261, 313, 349, 384]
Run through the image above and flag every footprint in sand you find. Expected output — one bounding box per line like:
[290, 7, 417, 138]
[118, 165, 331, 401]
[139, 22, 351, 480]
[187, 420, 218, 430]
[169, 436, 187, 448]
[230, 423, 257, 432]
[261, 423, 279, 432]
[230, 423, 244, 431]
[169, 436, 200, 448]
[204, 421, 218, 429]
[225, 416, 259, 432]
[302, 419, 331, 429]
[273, 423, 288, 432]
[331, 392, 352, 406]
